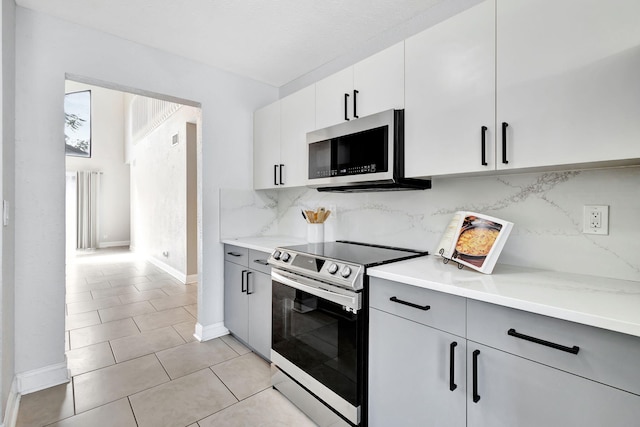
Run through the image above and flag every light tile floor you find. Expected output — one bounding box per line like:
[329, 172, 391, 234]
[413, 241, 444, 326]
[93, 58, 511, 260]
[16, 248, 316, 427]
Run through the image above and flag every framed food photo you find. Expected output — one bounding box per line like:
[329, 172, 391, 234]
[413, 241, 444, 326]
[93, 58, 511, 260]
[436, 211, 513, 274]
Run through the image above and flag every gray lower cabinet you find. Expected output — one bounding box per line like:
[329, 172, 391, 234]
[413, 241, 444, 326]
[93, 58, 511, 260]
[224, 260, 249, 342]
[246, 267, 271, 359]
[369, 307, 466, 427]
[368, 277, 640, 426]
[223, 245, 272, 360]
[467, 342, 640, 427]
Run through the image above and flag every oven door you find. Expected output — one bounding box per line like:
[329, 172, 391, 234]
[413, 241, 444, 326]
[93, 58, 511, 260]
[271, 268, 363, 425]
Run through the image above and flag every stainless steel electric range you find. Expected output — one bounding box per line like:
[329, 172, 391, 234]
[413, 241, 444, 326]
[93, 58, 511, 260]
[268, 240, 428, 427]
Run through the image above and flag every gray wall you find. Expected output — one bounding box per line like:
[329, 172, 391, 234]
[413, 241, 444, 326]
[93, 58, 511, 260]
[13, 5, 277, 389]
[1, 0, 16, 418]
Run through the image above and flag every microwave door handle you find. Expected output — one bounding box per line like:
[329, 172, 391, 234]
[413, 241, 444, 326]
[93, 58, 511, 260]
[271, 270, 360, 311]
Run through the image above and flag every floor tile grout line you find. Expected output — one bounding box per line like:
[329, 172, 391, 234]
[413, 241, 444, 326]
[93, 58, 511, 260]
[127, 396, 141, 427]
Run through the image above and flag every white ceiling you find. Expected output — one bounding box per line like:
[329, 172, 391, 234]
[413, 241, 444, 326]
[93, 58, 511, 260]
[16, 0, 446, 87]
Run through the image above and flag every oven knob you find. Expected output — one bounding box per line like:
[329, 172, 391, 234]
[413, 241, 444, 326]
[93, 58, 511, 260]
[273, 250, 281, 260]
[340, 266, 352, 278]
[328, 263, 339, 274]
[281, 252, 291, 262]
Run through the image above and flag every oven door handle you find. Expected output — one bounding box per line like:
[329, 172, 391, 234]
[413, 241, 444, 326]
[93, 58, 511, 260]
[271, 270, 361, 312]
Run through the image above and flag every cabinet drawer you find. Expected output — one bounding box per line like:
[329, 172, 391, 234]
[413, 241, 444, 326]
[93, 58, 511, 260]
[224, 245, 249, 266]
[369, 277, 466, 337]
[467, 299, 640, 395]
[248, 249, 271, 275]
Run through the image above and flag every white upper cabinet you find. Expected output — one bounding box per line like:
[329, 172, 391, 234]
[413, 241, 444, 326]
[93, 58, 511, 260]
[253, 101, 281, 190]
[353, 42, 405, 119]
[316, 42, 405, 129]
[315, 67, 354, 130]
[406, 0, 640, 178]
[496, 0, 640, 170]
[254, 86, 315, 190]
[405, 1, 495, 178]
[280, 85, 316, 187]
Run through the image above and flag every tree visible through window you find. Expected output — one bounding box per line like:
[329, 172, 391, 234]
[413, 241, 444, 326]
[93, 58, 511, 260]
[65, 90, 92, 157]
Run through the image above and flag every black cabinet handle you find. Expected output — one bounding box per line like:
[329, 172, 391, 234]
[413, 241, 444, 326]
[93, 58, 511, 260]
[226, 251, 242, 257]
[472, 349, 481, 403]
[241, 270, 248, 293]
[353, 90, 359, 119]
[273, 164, 279, 186]
[246, 271, 253, 295]
[279, 164, 284, 185]
[501, 122, 509, 164]
[253, 259, 269, 266]
[344, 93, 350, 121]
[389, 296, 430, 311]
[449, 342, 458, 391]
[481, 126, 488, 166]
[507, 328, 580, 354]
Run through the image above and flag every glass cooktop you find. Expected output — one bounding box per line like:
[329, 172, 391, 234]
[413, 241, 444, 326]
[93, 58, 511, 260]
[280, 240, 428, 268]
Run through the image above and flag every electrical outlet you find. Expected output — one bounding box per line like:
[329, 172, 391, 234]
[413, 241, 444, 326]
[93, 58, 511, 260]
[583, 205, 609, 235]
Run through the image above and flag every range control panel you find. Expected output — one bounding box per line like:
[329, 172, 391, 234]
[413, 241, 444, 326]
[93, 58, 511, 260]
[268, 249, 363, 291]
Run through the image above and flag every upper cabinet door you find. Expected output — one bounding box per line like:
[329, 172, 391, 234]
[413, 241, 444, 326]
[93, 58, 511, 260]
[496, 0, 640, 170]
[280, 85, 316, 187]
[253, 101, 281, 190]
[353, 42, 405, 119]
[405, 1, 495, 178]
[315, 67, 354, 130]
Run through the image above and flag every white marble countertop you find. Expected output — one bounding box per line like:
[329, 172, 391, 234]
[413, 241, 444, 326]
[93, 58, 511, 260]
[221, 235, 307, 254]
[368, 256, 640, 338]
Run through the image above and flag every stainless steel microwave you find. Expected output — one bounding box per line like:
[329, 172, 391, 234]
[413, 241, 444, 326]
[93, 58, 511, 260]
[306, 109, 431, 192]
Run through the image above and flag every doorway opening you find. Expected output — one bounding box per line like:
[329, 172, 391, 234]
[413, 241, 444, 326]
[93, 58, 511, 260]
[64, 76, 202, 336]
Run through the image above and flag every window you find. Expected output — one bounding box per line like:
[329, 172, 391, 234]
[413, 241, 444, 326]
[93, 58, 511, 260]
[65, 90, 92, 157]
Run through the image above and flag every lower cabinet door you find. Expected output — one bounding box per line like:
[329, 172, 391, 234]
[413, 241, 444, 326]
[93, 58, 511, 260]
[224, 261, 248, 342]
[467, 343, 640, 427]
[368, 308, 466, 427]
[247, 269, 272, 360]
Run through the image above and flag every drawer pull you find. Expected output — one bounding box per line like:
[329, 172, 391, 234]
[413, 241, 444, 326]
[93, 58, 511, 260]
[253, 259, 269, 266]
[227, 251, 243, 257]
[507, 328, 580, 355]
[449, 341, 458, 391]
[389, 296, 430, 311]
[472, 349, 481, 403]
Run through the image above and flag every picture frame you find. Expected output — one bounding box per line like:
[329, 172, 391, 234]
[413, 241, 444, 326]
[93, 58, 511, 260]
[65, 90, 92, 158]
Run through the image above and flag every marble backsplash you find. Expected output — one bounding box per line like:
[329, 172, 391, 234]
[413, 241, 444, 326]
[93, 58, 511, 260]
[220, 166, 640, 282]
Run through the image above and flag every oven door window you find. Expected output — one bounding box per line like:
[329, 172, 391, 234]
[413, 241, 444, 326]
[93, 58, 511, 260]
[272, 280, 362, 407]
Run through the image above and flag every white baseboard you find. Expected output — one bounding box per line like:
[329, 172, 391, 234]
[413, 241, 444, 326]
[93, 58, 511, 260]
[146, 256, 189, 284]
[194, 322, 229, 342]
[97, 240, 130, 249]
[2, 377, 20, 427]
[16, 361, 70, 395]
